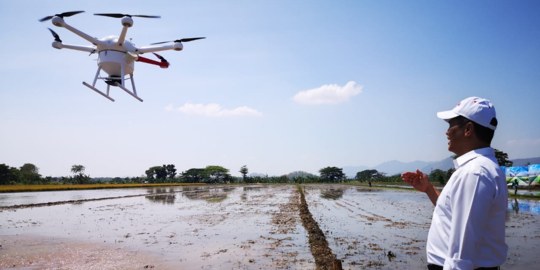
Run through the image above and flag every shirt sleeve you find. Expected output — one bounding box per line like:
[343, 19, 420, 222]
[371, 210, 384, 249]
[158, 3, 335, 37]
[443, 170, 495, 270]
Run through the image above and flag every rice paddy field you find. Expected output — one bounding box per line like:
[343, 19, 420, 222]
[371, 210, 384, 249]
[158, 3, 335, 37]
[1, 185, 539, 269]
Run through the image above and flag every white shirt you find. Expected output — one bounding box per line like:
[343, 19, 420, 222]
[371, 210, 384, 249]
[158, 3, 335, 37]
[427, 147, 508, 269]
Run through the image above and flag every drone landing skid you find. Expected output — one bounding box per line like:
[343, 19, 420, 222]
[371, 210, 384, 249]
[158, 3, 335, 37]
[82, 82, 115, 102]
[115, 81, 143, 102]
[82, 67, 143, 102]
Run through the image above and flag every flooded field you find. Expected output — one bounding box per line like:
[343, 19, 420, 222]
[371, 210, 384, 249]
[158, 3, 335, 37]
[1, 185, 540, 269]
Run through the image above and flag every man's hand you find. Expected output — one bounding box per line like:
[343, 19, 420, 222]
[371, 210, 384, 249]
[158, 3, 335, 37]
[401, 169, 432, 193]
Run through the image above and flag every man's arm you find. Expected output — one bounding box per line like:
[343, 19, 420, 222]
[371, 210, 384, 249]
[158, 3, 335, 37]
[401, 169, 441, 206]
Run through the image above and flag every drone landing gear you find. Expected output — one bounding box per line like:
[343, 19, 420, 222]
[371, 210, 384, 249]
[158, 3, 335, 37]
[83, 82, 115, 102]
[82, 67, 143, 102]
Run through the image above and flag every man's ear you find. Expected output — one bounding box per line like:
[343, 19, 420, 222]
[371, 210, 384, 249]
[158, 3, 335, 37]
[464, 122, 474, 137]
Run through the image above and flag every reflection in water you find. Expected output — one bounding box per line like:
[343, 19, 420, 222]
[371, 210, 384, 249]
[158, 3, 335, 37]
[511, 199, 519, 214]
[182, 187, 235, 203]
[507, 199, 540, 215]
[243, 186, 268, 192]
[320, 189, 344, 200]
[146, 194, 176, 205]
[356, 188, 382, 193]
[145, 188, 176, 205]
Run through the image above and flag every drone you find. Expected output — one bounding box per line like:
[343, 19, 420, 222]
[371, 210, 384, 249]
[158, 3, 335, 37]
[39, 11, 205, 102]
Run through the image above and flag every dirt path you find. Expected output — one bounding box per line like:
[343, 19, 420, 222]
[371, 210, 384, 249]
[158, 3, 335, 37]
[297, 185, 336, 269]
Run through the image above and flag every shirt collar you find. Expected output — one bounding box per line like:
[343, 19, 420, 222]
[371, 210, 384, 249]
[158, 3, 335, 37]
[453, 147, 495, 169]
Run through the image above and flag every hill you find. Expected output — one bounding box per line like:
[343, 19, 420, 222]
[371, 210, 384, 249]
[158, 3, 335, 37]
[343, 156, 540, 177]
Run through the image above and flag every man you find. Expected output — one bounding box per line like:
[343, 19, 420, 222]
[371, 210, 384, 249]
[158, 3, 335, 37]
[401, 97, 507, 270]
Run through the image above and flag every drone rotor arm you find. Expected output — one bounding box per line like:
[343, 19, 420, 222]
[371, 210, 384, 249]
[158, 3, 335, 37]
[52, 42, 96, 53]
[57, 20, 100, 46]
[136, 55, 169, 68]
[136, 43, 181, 54]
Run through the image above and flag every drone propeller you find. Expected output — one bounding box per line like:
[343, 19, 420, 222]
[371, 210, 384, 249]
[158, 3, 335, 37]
[150, 37, 205, 45]
[47, 28, 62, 42]
[39, 11, 85, 22]
[94, 13, 161, 19]
[153, 53, 168, 63]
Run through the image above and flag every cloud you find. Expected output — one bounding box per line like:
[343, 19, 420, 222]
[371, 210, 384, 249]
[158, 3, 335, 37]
[292, 81, 363, 105]
[165, 103, 262, 117]
[506, 138, 540, 146]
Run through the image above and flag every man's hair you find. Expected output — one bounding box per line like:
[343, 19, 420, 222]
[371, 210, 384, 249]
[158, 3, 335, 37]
[455, 116, 495, 144]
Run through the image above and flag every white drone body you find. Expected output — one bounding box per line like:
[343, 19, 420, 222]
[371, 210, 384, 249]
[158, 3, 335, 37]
[41, 11, 204, 102]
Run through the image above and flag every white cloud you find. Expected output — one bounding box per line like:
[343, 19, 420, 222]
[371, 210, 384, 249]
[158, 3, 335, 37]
[292, 81, 363, 105]
[165, 103, 262, 117]
[506, 138, 540, 146]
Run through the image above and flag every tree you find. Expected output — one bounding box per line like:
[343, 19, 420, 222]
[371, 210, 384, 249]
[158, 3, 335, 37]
[20, 163, 39, 174]
[0, 164, 19, 185]
[71, 165, 85, 174]
[494, 149, 513, 167]
[155, 166, 167, 181]
[145, 167, 157, 181]
[181, 168, 206, 183]
[319, 167, 346, 183]
[164, 164, 177, 180]
[239, 165, 248, 183]
[19, 163, 41, 184]
[70, 164, 90, 184]
[204, 166, 231, 183]
[145, 166, 167, 183]
[355, 169, 379, 181]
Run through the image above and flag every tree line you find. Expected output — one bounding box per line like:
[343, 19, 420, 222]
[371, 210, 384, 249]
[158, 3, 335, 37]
[0, 149, 512, 185]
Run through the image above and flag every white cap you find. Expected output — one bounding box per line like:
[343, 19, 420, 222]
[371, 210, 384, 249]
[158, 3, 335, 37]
[437, 96, 497, 130]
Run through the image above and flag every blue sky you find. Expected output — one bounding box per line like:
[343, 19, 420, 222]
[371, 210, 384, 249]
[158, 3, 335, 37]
[1, 0, 539, 177]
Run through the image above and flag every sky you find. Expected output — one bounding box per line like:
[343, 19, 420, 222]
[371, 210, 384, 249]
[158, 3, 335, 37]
[1, 0, 539, 178]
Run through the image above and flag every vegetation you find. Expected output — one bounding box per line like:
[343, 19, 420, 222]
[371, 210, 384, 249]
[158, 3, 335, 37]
[0, 148, 522, 191]
[239, 165, 248, 182]
[495, 148, 513, 167]
[319, 166, 346, 183]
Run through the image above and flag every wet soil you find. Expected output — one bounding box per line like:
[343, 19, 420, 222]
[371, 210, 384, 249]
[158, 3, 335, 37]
[1, 185, 540, 269]
[304, 185, 540, 270]
[0, 185, 314, 269]
[0, 235, 168, 270]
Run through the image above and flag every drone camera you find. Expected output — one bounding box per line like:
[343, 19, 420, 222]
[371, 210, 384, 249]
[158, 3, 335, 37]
[105, 76, 122, 86]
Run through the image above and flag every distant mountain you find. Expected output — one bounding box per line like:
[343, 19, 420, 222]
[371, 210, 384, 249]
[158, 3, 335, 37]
[420, 156, 455, 173]
[286, 171, 317, 179]
[343, 160, 437, 177]
[510, 157, 540, 167]
[342, 165, 370, 178]
[374, 160, 437, 176]
[343, 156, 540, 177]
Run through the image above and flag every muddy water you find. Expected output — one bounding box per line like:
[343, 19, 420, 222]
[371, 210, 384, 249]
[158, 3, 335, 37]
[0, 186, 199, 207]
[1, 185, 540, 270]
[303, 185, 540, 270]
[0, 185, 314, 269]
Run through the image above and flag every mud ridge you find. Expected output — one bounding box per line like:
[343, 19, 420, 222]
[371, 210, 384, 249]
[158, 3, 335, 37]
[297, 185, 336, 269]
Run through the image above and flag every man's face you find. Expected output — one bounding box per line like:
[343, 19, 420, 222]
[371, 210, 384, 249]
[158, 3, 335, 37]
[446, 117, 468, 155]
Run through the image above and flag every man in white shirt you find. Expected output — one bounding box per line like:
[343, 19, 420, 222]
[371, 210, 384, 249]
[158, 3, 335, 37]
[401, 97, 507, 270]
